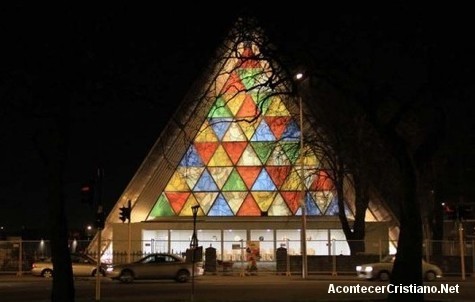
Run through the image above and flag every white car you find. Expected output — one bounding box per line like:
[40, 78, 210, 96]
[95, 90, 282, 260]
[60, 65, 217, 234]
[356, 255, 442, 281]
[107, 253, 204, 283]
[31, 253, 106, 278]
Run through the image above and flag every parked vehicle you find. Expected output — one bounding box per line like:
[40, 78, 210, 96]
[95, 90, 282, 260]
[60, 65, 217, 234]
[106, 253, 204, 283]
[356, 255, 443, 281]
[31, 253, 106, 278]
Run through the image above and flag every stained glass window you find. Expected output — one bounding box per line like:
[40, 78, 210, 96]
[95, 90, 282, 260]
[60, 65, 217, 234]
[147, 42, 339, 219]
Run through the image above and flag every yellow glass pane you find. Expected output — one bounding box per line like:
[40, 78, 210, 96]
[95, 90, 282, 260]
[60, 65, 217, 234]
[165, 171, 189, 191]
[177, 167, 204, 190]
[265, 97, 290, 117]
[237, 144, 262, 166]
[194, 192, 219, 215]
[304, 151, 318, 166]
[195, 121, 218, 142]
[267, 193, 291, 216]
[222, 123, 247, 141]
[208, 167, 233, 189]
[227, 94, 246, 116]
[238, 117, 260, 140]
[179, 195, 205, 216]
[251, 191, 276, 211]
[312, 191, 334, 214]
[222, 191, 247, 214]
[281, 168, 301, 191]
[208, 145, 233, 166]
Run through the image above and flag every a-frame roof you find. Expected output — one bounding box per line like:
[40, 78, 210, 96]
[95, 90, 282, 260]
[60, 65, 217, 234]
[88, 18, 397, 253]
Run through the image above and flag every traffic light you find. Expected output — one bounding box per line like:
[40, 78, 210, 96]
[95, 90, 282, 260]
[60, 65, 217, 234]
[119, 206, 131, 223]
[80, 181, 95, 205]
[95, 210, 105, 229]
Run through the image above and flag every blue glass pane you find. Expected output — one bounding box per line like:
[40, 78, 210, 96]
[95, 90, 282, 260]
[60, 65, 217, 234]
[209, 118, 232, 141]
[193, 169, 218, 191]
[179, 145, 204, 167]
[208, 194, 234, 216]
[296, 193, 320, 216]
[251, 169, 277, 191]
[325, 197, 339, 215]
[251, 119, 276, 141]
[306, 193, 321, 215]
[281, 119, 300, 141]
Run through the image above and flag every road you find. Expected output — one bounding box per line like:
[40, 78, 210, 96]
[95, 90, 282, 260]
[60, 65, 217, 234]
[0, 274, 473, 302]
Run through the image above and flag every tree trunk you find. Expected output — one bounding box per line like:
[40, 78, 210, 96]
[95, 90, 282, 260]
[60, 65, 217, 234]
[43, 111, 75, 301]
[338, 165, 369, 255]
[388, 151, 423, 302]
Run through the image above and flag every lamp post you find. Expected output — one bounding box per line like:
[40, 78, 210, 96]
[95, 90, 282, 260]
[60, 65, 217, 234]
[190, 205, 199, 302]
[295, 72, 308, 279]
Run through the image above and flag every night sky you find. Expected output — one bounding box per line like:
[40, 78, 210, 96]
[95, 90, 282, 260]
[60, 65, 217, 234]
[1, 3, 473, 236]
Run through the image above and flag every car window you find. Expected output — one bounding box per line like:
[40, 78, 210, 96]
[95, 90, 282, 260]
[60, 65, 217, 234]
[164, 255, 178, 263]
[381, 255, 395, 263]
[142, 256, 155, 264]
[155, 256, 166, 263]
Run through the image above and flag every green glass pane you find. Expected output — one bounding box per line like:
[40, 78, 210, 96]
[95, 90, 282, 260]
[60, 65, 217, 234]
[281, 142, 300, 164]
[250, 142, 275, 164]
[148, 194, 175, 218]
[238, 68, 264, 90]
[252, 92, 271, 115]
[266, 145, 290, 166]
[208, 97, 232, 118]
[222, 169, 247, 191]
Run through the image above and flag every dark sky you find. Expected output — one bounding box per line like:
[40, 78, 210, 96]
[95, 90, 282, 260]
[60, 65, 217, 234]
[1, 3, 473, 235]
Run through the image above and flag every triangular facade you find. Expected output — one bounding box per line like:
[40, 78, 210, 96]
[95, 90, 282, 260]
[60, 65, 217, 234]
[89, 19, 397, 258]
[146, 42, 340, 219]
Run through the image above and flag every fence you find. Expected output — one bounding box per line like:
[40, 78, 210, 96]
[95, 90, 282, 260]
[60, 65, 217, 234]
[1, 239, 473, 276]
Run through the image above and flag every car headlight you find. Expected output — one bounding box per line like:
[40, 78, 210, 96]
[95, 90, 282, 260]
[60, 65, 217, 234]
[106, 267, 114, 272]
[356, 266, 362, 271]
[365, 267, 373, 272]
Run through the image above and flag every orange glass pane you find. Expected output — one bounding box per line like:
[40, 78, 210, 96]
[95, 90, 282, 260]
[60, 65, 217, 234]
[236, 166, 261, 189]
[265, 166, 291, 188]
[194, 142, 219, 165]
[222, 141, 247, 165]
[280, 191, 301, 214]
[221, 71, 246, 97]
[237, 194, 261, 216]
[236, 95, 259, 118]
[265, 116, 291, 140]
[310, 170, 333, 191]
[165, 192, 190, 214]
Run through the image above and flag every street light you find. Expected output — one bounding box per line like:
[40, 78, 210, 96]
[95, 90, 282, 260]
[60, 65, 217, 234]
[190, 205, 200, 302]
[191, 205, 199, 249]
[295, 72, 308, 279]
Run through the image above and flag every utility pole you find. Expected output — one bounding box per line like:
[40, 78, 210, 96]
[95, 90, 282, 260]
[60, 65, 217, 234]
[128, 199, 132, 263]
[95, 168, 104, 302]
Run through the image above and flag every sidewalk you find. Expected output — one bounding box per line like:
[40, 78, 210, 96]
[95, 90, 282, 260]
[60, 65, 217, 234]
[0, 270, 472, 283]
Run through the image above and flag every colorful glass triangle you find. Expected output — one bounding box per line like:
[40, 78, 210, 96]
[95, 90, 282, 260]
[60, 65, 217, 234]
[146, 40, 346, 220]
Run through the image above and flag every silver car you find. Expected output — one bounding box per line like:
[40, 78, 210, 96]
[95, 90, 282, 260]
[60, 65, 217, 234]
[31, 253, 106, 278]
[106, 253, 204, 283]
[356, 255, 443, 281]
